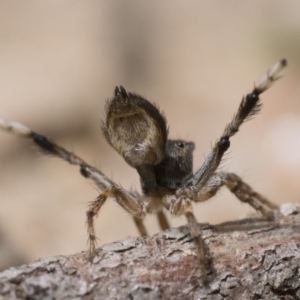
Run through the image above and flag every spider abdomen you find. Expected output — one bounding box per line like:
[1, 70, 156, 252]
[102, 86, 168, 167]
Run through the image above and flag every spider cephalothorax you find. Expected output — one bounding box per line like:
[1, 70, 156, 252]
[0, 59, 287, 282]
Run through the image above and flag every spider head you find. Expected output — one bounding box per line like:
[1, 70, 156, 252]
[166, 140, 195, 157]
[153, 139, 195, 190]
[165, 139, 195, 174]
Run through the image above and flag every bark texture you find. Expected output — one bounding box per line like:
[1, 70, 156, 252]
[0, 203, 300, 300]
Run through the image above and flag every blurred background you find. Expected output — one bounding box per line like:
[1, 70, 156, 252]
[1, 1, 300, 270]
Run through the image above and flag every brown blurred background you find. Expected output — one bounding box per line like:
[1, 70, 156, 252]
[1, 1, 300, 270]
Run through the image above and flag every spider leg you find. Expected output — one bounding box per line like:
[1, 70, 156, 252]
[87, 184, 146, 259]
[81, 164, 171, 233]
[183, 199, 207, 283]
[186, 59, 287, 194]
[156, 210, 170, 230]
[0, 119, 112, 188]
[0, 120, 150, 235]
[133, 217, 148, 236]
[194, 172, 278, 218]
[164, 196, 207, 282]
[220, 172, 278, 218]
[164, 170, 279, 282]
[167, 59, 287, 282]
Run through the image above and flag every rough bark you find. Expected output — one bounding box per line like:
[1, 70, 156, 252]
[0, 203, 300, 300]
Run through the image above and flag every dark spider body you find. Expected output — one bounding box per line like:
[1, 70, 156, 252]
[0, 59, 287, 283]
[103, 85, 197, 195]
[153, 139, 195, 190]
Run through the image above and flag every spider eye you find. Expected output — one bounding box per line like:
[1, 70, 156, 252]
[177, 142, 184, 148]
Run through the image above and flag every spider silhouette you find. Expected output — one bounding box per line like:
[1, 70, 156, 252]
[0, 59, 286, 281]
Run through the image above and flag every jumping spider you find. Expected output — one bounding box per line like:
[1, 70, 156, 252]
[0, 59, 287, 281]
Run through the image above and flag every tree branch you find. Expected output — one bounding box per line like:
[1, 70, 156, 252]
[1, 203, 300, 299]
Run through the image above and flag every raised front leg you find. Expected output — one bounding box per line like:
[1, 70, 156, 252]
[187, 59, 287, 193]
[0, 119, 150, 239]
